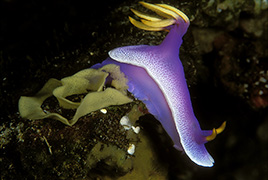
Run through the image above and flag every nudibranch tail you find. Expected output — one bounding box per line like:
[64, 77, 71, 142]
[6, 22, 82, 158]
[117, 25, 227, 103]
[129, 1, 189, 31]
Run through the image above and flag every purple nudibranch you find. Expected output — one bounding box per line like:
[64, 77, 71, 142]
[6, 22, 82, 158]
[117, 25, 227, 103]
[92, 2, 226, 167]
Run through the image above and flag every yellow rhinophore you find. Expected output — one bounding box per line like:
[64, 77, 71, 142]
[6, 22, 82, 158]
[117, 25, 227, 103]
[129, 1, 189, 31]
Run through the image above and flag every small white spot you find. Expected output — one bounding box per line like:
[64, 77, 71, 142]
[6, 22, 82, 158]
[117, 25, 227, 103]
[259, 90, 264, 95]
[255, 81, 260, 85]
[259, 77, 267, 83]
[120, 116, 132, 130]
[132, 126, 140, 134]
[127, 144, 135, 155]
[243, 84, 248, 92]
[246, 58, 251, 63]
[265, 84, 268, 88]
[100, 109, 107, 114]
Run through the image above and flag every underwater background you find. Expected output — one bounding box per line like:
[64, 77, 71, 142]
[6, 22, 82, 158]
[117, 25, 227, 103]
[0, 0, 267, 179]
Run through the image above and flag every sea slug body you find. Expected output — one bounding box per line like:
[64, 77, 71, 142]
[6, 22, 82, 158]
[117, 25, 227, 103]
[92, 2, 225, 167]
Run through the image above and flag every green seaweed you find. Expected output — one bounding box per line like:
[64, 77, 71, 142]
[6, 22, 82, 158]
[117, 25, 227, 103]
[18, 64, 133, 126]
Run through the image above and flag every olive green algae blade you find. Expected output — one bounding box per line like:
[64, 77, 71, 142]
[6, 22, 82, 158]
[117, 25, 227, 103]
[18, 64, 133, 126]
[53, 69, 109, 109]
[70, 88, 133, 125]
[18, 78, 74, 125]
[18, 78, 62, 120]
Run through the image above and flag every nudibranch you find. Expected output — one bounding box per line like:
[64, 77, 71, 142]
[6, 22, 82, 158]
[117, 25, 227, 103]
[92, 2, 226, 167]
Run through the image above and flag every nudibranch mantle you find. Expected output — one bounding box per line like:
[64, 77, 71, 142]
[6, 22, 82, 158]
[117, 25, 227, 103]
[93, 2, 226, 167]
